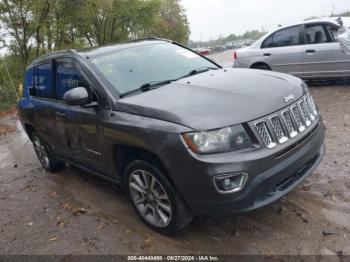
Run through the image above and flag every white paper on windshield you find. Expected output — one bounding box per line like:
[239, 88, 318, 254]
[338, 26, 350, 55]
[176, 49, 199, 59]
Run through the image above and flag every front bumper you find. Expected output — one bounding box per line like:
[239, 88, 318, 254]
[160, 120, 325, 216]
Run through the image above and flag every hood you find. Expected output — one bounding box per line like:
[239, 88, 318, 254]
[116, 68, 306, 130]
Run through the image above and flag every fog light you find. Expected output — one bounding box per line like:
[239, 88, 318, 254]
[214, 173, 248, 194]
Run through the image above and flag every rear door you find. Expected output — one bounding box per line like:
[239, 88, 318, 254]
[300, 22, 350, 78]
[30, 62, 61, 150]
[53, 58, 107, 173]
[260, 25, 303, 76]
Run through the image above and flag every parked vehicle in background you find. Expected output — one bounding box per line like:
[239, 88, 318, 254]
[233, 17, 350, 80]
[193, 47, 211, 56]
[17, 38, 325, 234]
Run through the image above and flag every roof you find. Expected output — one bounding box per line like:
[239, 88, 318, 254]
[281, 17, 350, 28]
[77, 38, 171, 58]
[29, 38, 172, 67]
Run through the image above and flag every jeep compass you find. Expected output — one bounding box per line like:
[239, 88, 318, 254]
[17, 38, 325, 234]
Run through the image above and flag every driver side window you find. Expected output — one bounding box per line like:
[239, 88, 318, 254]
[56, 62, 88, 100]
[56, 61, 97, 103]
[304, 24, 329, 44]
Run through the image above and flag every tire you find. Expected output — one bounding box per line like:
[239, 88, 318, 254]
[125, 160, 194, 235]
[31, 132, 65, 172]
[252, 63, 271, 70]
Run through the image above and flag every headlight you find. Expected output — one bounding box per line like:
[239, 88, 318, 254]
[182, 125, 252, 154]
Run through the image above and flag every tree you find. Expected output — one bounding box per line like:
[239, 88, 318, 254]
[148, 0, 190, 44]
[0, 0, 50, 70]
[0, 0, 191, 111]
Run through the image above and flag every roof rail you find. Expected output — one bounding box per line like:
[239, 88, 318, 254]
[29, 48, 78, 67]
[126, 37, 172, 43]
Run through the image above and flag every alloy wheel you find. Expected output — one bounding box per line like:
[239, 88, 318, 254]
[129, 170, 172, 228]
[33, 135, 50, 169]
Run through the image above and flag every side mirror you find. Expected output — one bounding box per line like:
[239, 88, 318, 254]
[63, 87, 89, 106]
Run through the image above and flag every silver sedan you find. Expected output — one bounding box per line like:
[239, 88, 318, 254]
[233, 17, 350, 79]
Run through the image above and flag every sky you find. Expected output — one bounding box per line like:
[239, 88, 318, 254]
[181, 0, 350, 41]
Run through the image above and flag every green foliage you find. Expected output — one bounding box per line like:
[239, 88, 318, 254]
[0, 0, 190, 111]
[0, 54, 22, 111]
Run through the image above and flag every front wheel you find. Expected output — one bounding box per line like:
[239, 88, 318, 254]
[31, 132, 65, 172]
[125, 160, 193, 235]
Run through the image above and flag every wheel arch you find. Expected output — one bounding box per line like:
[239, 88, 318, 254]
[113, 144, 171, 185]
[24, 123, 36, 141]
[250, 62, 271, 70]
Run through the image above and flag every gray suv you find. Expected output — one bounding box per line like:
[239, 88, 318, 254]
[17, 39, 325, 234]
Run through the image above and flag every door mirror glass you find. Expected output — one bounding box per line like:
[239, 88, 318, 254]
[63, 87, 89, 106]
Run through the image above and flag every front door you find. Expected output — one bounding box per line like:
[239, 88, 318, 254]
[301, 23, 350, 78]
[54, 59, 107, 174]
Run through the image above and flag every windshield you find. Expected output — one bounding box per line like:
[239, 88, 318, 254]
[90, 42, 219, 95]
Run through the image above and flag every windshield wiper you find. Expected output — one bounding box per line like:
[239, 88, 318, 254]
[119, 79, 175, 98]
[178, 66, 219, 80]
[119, 67, 219, 98]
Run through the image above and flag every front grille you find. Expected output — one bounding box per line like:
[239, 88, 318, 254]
[254, 93, 318, 149]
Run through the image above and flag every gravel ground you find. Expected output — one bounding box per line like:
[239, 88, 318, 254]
[0, 51, 349, 256]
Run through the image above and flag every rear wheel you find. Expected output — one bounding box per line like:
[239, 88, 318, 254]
[125, 160, 193, 235]
[31, 132, 65, 172]
[252, 63, 271, 70]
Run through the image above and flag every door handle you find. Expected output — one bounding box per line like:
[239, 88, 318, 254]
[263, 53, 271, 56]
[305, 49, 316, 53]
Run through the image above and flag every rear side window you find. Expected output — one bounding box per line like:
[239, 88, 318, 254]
[34, 63, 54, 99]
[305, 24, 329, 44]
[56, 62, 88, 100]
[262, 26, 300, 48]
[23, 68, 34, 97]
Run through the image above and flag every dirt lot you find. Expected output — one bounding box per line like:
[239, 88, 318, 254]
[1, 51, 349, 256]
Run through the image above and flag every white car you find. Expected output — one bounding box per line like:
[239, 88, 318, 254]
[233, 17, 350, 79]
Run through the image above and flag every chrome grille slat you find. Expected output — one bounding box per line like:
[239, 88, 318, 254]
[255, 121, 276, 149]
[282, 110, 298, 138]
[291, 105, 306, 132]
[270, 116, 288, 144]
[254, 93, 318, 149]
[299, 100, 311, 127]
[307, 94, 318, 116]
[304, 96, 315, 121]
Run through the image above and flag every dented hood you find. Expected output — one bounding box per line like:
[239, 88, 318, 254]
[116, 68, 307, 130]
